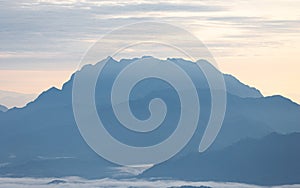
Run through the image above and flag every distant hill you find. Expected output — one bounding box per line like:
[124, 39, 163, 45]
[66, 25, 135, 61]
[0, 104, 8, 112]
[0, 90, 37, 108]
[141, 132, 300, 186]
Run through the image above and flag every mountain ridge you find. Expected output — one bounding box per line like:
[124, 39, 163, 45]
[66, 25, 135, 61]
[0, 57, 299, 184]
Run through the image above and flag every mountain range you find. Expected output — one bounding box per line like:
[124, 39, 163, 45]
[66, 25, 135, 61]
[0, 57, 299, 185]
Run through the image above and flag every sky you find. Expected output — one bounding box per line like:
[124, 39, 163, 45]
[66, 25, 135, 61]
[0, 0, 300, 106]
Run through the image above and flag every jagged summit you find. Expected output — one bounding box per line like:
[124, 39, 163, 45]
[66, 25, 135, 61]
[75, 56, 263, 99]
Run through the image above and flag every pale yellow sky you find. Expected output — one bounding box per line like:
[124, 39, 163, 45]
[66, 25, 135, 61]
[0, 0, 299, 106]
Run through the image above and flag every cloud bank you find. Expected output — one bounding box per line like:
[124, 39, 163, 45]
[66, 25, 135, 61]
[0, 177, 299, 188]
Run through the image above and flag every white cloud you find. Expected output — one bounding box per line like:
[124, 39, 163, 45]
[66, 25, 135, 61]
[1, 0, 299, 71]
[1, 0, 300, 103]
[0, 177, 299, 188]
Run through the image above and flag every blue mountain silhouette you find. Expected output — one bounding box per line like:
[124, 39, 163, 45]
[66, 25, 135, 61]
[0, 57, 299, 184]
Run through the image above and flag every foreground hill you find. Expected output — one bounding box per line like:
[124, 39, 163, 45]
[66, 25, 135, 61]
[141, 132, 300, 186]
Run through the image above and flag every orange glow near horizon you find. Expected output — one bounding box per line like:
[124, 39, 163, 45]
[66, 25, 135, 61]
[0, 70, 74, 94]
[0, 0, 299, 105]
